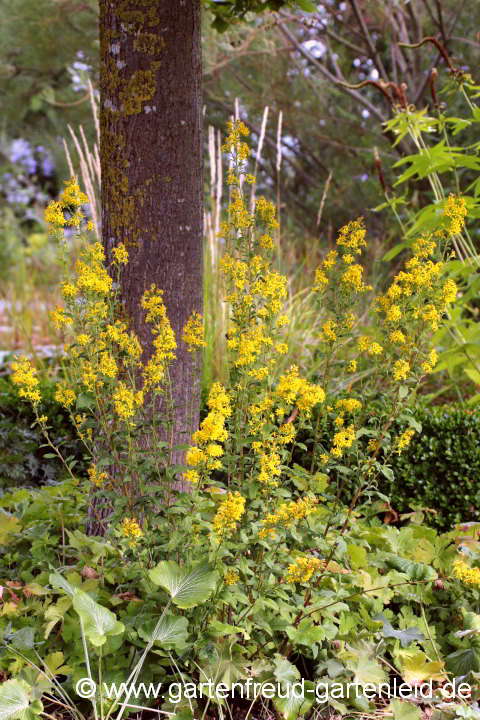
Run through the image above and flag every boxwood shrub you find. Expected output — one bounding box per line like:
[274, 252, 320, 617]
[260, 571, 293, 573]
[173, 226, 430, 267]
[0, 376, 88, 491]
[292, 402, 479, 531]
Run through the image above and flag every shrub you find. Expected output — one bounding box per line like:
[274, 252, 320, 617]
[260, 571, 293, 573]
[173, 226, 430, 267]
[2, 123, 479, 720]
[0, 376, 87, 491]
[292, 402, 479, 532]
[386, 404, 480, 530]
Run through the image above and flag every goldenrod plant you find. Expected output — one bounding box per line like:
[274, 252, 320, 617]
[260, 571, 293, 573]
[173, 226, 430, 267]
[3, 124, 480, 720]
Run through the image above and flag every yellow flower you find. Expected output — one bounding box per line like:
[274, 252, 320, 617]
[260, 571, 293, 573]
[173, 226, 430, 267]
[393, 359, 410, 381]
[341, 264, 372, 293]
[395, 428, 415, 454]
[38, 415, 48, 424]
[212, 491, 246, 539]
[260, 234, 275, 250]
[182, 312, 206, 352]
[286, 556, 323, 583]
[112, 243, 129, 264]
[257, 449, 282, 487]
[313, 268, 329, 292]
[76, 334, 91, 346]
[50, 306, 69, 329]
[99, 352, 118, 378]
[368, 342, 383, 356]
[336, 398, 362, 413]
[221, 119, 250, 161]
[256, 196, 279, 231]
[82, 362, 99, 392]
[443, 195, 467, 236]
[330, 424, 355, 458]
[442, 279, 457, 305]
[61, 282, 77, 298]
[421, 348, 438, 374]
[336, 218, 367, 254]
[113, 382, 142, 420]
[347, 360, 357, 373]
[54, 383, 76, 409]
[184, 469, 200, 485]
[358, 336, 370, 352]
[323, 250, 337, 270]
[276, 365, 325, 416]
[386, 305, 402, 323]
[453, 559, 480, 585]
[261, 496, 318, 535]
[44, 201, 66, 230]
[60, 177, 89, 208]
[187, 447, 207, 466]
[11, 356, 41, 406]
[225, 569, 239, 585]
[121, 517, 143, 547]
[390, 330, 406, 344]
[321, 319, 337, 343]
[88, 464, 109, 486]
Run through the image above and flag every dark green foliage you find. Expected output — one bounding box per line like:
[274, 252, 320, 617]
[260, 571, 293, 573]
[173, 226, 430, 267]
[0, 376, 87, 491]
[292, 403, 479, 532]
[385, 405, 480, 531]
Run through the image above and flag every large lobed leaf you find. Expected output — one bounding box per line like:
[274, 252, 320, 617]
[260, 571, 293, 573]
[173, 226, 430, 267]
[149, 560, 218, 609]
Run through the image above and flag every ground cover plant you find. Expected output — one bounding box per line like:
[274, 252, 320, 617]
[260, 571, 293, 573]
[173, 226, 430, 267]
[0, 116, 480, 720]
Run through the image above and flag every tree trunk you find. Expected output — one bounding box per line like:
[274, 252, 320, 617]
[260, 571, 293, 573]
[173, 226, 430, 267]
[99, 1, 203, 473]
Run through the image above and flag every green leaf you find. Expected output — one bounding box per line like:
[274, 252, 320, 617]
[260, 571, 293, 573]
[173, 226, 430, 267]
[382, 243, 407, 262]
[49, 572, 76, 597]
[11, 628, 35, 652]
[148, 560, 217, 609]
[208, 620, 250, 639]
[0, 515, 21, 544]
[380, 618, 425, 647]
[350, 656, 387, 686]
[446, 648, 480, 677]
[137, 615, 188, 647]
[294, 0, 316, 11]
[0, 679, 43, 720]
[384, 554, 437, 581]
[391, 699, 422, 720]
[273, 656, 300, 685]
[286, 619, 324, 648]
[273, 681, 316, 720]
[72, 589, 124, 646]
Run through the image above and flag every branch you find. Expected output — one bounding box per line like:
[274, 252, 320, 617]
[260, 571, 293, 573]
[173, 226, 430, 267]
[276, 19, 387, 125]
[348, 0, 390, 83]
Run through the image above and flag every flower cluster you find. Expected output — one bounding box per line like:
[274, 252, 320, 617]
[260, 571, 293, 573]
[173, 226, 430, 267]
[182, 312, 206, 352]
[113, 383, 144, 422]
[185, 382, 232, 483]
[121, 517, 144, 548]
[443, 194, 467, 237]
[88, 464, 109, 486]
[224, 569, 239, 586]
[453, 559, 480, 586]
[212, 491, 246, 539]
[286, 556, 323, 583]
[394, 428, 415, 454]
[44, 177, 89, 233]
[221, 119, 250, 161]
[275, 366, 325, 418]
[141, 285, 176, 390]
[11, 356, 41, 406]
[260, 496, 318, 538]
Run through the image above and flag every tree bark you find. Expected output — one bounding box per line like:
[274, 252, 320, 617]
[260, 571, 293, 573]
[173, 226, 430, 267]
[99, 1, 203, 471]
